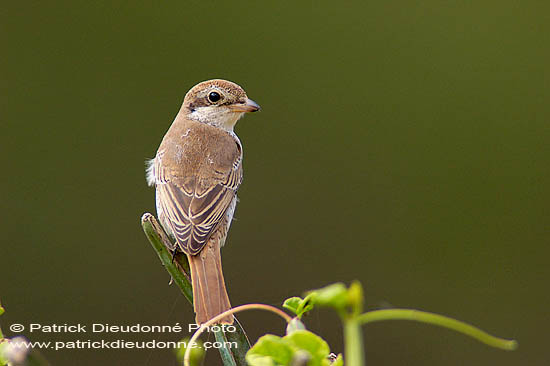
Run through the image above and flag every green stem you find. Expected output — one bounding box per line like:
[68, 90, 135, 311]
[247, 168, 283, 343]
[357, 309, 517, 351]
[214, 330, 237, 366]
[141, 213, 193, 304]
[223, 317, 251, 365]
[343, 317, 365, 366]
[141, 213, 251, 366]
[212, 319, 252, 366]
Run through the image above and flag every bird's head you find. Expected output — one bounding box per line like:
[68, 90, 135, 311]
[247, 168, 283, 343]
[181, 79, 260, 131]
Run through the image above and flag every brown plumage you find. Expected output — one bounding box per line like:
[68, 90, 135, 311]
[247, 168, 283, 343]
[147, 79, 260, 324]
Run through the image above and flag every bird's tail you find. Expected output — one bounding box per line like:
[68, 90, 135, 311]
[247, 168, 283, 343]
[187, 242, 233, 325]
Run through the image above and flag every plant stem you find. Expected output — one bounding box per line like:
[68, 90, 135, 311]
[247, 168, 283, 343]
[222, 317, 251, 365]
[357, 309, 517, 351]
[343, 317, 365, 366]
[141, 213, 252, 366]
[141, 213, 193, 304]
[214, 330, 237, 366]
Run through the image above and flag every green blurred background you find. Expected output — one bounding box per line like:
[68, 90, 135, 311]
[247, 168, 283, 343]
[2, 1, 549, 365]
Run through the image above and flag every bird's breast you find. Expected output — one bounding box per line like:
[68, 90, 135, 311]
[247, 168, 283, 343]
[158, 119, 241, 182]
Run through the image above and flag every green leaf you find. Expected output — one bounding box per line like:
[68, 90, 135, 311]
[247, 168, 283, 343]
[282, 297, 302, 315]
[308, 283, 349, 310]
[246, 335, 294, 366]
[284, 330, 330, 366]
[283, 296, 314, 319]
[247, 331, 334, 366]
[247, 356, 275, 366]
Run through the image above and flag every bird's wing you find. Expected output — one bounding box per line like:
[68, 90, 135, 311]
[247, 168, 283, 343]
[155, 145, 242, 255]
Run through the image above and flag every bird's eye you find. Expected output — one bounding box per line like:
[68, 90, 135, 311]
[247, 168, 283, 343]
[208, 91, 221, 103]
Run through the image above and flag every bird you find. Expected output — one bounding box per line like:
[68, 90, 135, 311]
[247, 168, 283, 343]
[146, 79, 260, 325]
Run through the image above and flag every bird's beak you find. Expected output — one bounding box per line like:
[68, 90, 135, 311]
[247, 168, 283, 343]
[230, 98, 261, 113]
